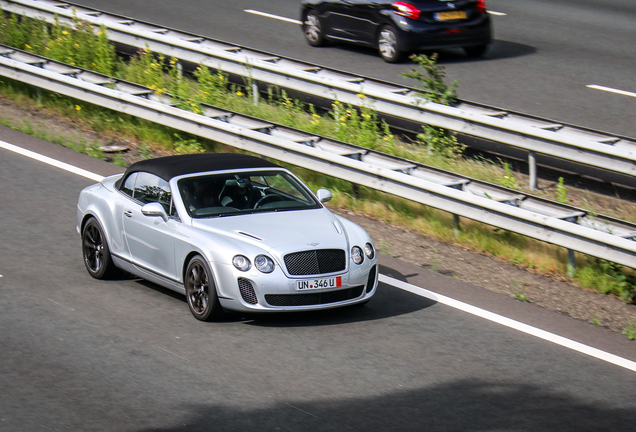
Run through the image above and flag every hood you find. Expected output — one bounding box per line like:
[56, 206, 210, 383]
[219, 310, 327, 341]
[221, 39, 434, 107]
[191, 208, 348, 253]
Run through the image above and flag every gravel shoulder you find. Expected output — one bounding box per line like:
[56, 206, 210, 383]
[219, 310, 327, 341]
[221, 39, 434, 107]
[1, 97, 635, 337]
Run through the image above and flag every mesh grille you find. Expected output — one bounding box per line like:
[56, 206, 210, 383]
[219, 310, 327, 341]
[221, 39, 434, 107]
[284, 249, 346, 276]
[265, 286, 363, 307]
[366, 265, 377, 293]
[238, 278, 258, 304]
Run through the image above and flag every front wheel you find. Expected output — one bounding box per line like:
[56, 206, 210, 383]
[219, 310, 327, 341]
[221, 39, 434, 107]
[82, 217, 119, 279]
[378, 25, 403, 63]
[304, 11, 325, 47]
[185, 255, 223, 321]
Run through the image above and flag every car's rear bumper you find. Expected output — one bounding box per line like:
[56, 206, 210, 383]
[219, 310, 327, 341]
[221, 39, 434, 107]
[394, 15, 492, 51]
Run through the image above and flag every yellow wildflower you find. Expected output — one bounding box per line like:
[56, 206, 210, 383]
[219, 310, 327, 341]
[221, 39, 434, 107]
[236, 91, 243, 97]
[75, 105, 81, 111]
[24, 44, 32, 50]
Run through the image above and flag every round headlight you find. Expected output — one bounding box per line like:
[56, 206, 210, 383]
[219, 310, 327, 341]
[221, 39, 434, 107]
[351, 246, 364, 265]
[254, 255, 275, 273]
[232, 255, 251, 272]
[364, 242, 375, 259]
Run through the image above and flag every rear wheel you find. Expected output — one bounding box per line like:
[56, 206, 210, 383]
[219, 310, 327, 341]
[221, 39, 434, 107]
[304, 11, 325, 47]
[463, 44, 488, 57]
[185, 255, 223, 321]
[378, 25, 403, 63]
[82, 217, 119, 279]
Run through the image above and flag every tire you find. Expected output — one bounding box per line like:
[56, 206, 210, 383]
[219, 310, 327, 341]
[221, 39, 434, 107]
[304, 11, 325, 47]
[82, 217, 119, 279]
[378, 25, 403, 63]
[184, 255, 223, 321]
[463, 44, 488, 58]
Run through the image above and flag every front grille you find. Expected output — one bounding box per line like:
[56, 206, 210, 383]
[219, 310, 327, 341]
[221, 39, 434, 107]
[366, 265, 377, 293]
[284, 249, 346, 276]
[265, 286, 364, 307]
[238, 278, 258, 304]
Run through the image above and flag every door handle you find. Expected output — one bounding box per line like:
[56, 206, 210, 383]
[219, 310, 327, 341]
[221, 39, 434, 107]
[124, 210, 133, 218]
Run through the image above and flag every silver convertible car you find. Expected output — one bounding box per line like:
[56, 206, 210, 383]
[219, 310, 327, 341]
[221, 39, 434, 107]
[77, 153, 378, 321]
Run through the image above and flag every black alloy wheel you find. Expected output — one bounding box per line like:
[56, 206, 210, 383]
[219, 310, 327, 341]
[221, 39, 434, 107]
[82, 217, 118, 279]
[185, 255, 223, 321]
[377, 25, 403, 63]
[304, 11, 325, 47]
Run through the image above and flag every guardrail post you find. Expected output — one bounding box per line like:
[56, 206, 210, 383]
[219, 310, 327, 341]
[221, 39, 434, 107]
[567, 249, 576, 278]
[176, 61, 183, 79]
[352, 183, 360, 199]
[528, 151, 537, 191]
[453, 214, 461, 237]
[252, 83, 259, 106]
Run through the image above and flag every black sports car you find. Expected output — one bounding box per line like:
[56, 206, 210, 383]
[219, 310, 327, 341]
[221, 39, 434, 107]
[301, 0, 492, 62]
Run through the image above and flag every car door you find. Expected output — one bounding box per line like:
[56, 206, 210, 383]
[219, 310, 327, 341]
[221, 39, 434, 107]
[122, 172, 178, 281]
[328, 0, 379, 43]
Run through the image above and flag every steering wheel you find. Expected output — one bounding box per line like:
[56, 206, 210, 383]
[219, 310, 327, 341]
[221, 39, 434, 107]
[254, 194, 283, 208]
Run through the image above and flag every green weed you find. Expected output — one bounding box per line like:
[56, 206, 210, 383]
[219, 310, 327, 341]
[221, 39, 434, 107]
[556, 177, 568, 204]
[623, 320, 636, 340]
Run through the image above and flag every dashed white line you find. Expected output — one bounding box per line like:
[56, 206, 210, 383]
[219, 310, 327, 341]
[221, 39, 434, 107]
[4, 141, 634, 374]
[488, 11, 507, 16]
[0, 140, 105, 182]
[244, 9, 302, 25]
[381, 274, 636, 373]
[587, 85, 636, 99]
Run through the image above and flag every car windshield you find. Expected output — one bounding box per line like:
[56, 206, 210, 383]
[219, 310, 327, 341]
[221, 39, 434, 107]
[178, 170, 321, 218]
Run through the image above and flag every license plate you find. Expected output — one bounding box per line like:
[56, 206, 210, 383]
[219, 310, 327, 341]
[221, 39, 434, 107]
[296, 276, 342, 291]
[435, 11, 467, 20]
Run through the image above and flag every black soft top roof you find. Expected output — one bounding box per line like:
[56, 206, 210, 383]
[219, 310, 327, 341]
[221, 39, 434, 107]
[116, 153, 281, 185]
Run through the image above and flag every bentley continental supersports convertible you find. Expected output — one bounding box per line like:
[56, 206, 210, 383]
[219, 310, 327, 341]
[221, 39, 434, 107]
[77, 153, 378, 321]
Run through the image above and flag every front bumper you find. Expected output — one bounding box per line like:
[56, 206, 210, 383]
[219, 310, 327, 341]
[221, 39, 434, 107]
[215, 261, 378, 312]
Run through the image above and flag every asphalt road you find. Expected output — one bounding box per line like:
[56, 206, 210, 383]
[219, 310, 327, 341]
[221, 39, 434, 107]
[67, 0, 636, 137]
[2, 128, 636, 431]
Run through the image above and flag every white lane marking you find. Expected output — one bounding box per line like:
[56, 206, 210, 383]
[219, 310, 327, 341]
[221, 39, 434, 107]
[0, 140, 105, 182]
[244, 9, 302, 25]
[4, 141, 633, 373]
[587, 85, 636, 99]
[47, 298, 76, 312]
[488, 11, 507, 16]
[284, 403, 322, 419]
[381, 274, 636, 373]
[158, 347, 189, 361]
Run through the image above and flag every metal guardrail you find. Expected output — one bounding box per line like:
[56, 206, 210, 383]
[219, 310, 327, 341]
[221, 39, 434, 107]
[2, 0, 636, 189]
[1, 45, 635, 268]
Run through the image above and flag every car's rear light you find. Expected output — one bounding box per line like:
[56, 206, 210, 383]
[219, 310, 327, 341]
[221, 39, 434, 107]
[477, 0, 487, 14]
[392, 2, 421, 20]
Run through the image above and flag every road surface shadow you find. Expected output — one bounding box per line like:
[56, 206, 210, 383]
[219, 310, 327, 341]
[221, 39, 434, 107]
[319, 39, 535, 64]
[136, 377, 636, 432]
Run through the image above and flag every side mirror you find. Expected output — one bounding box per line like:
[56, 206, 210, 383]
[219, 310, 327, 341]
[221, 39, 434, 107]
[141, 202, 169, 222]
[316, 188, 332, 203]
